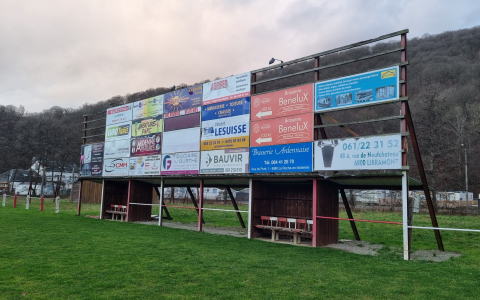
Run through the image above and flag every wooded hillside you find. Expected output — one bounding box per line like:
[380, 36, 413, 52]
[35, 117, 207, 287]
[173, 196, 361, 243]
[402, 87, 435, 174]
[1, 26, 479, 194]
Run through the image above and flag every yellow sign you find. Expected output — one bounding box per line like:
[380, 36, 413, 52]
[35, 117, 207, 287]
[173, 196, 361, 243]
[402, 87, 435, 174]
[381, 69, 396, 79]
[201, 136, 249, 151]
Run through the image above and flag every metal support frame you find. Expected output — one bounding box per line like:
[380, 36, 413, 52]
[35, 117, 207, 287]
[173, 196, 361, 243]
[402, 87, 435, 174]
[77, 179, 82, 216]
[339, 189, 360, 241]
[402, 171, 409, 260]
[198, 180, 204, 231]
[187, 187, 204, 224]
[99, 179, 105, 219]
[247, 178, 253, 239]
[226, 187, 246, 228]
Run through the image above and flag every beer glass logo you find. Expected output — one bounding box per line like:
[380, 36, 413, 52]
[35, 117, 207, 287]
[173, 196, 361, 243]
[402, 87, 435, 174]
[318, 140, 338, 168]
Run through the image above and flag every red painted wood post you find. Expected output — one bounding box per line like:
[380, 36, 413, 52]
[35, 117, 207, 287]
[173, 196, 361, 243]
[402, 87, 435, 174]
[198, 179, 204, 231]
[126, 180, 131, 222]
[13, 194, 17, 208]
[40, 195, 44, 211]
[312, 178, 317, 247]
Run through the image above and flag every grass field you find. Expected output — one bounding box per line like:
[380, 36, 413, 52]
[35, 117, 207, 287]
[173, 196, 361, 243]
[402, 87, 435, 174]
[1, 196, 480, 299]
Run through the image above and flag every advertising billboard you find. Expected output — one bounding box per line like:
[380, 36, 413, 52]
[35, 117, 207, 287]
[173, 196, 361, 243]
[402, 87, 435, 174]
[105, 121, 132, 141]
[200, 148, 249, 174]
[106, 104, 133, 125]
[80, 144, 92, 176]
[163, 112, 200, 132]
[147, 94, 164, 117]
[250, 142, 313, 173]
[164, 85, 202, 118]
[201, 115, 249, 150]
[103, 157, 129, 177]
[90, 143, 104, 176]
[250, 113, 313, 147]
[161, 152, 200, 175]
[133, 99, 148, 120]
[104, 139, 131, 159]
[250, 84, 313, 121]
[314, 135, 402, 171]
[130, 134, 162, 157]
[132, 115, 163, 137]
[202, 97, 250, 121]
[129, 155, 162, 176]
[162, 127, 200, 154]
[202, 72, 251, 105]
[315, 66, 399, 112]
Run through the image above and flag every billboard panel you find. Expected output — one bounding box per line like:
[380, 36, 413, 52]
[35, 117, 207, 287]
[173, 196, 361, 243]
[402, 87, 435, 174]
[106, 104, 133, 125]
[132, 115, 163, 137]
[164, 112, 200, 132]
[202, 97, 250, 121]
[147, 94, 164, 117]
[81, 144, 92, 176]
[201, 114, 249, 150]
[129, 155, 162, 176]
[164, 85, 202, 118]
[103, 157, 129, 177]
[314, 135, 402, 171]
[315, 66, 399, 112]
[200, 148, 249, 174]
[250, 142, 313, 173]
[105, 121, 132, 141]
[250, 84, 313, 121]
[250, 113, 313, 147]
[202, 72, 251, 105]
[104, 139, 130, 159]
[161, 152, 200, 175]
[162, 128, 200, 154]
[91, 143, 104, 176]
[133, 99, 148, 120]
[130, 134, 162, 157]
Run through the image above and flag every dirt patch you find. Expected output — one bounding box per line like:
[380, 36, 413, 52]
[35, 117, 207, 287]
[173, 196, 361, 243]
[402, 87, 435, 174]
[326, 239, 383, 255]
[135, 220, 248, 238]
[410, 249, 461, 262]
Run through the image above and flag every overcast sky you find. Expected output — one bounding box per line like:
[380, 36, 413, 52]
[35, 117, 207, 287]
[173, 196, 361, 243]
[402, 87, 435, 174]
[1, 0, 479, 113]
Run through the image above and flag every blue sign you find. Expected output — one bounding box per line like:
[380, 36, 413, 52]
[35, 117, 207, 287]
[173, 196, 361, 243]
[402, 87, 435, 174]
[315, 66, 399, 112]
[250, 142, 313, 173]
[202, 97, 250, 121]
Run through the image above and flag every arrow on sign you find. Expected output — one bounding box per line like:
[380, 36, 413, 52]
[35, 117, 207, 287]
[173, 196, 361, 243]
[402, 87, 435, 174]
[256, 137, 272, 144]
[256, 111, 272, 118]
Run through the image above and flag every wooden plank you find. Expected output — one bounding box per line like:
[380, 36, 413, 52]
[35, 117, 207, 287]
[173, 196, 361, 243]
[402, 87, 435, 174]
[226, 187, 246, 228]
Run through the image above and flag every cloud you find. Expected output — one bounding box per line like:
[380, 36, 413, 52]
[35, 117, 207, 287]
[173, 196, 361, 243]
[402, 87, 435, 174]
[0, 0, 479, 112]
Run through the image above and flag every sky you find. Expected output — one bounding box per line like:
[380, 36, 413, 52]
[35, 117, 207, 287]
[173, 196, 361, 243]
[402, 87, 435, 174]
[0, 0, 479, 113]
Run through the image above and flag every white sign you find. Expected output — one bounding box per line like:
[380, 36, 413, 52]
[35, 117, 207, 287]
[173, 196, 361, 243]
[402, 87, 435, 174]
[105, 121, 132, 141]
[161, 152, 200, 175]
[106, 104, 133, 125]
[83, 145, 92, 163]
[201, 114, 250, 141]
[133, 99, 148, 120]
[202, 72, 251, 105]
[147, 95, 164, 117]
[200, 148, 249, 174]
[314, 135, 402, 171]
[104, 139, 131, 159]
[129, 155, 161, 176]
[103, 157, 129, 176]
[162, 128, 200, 154]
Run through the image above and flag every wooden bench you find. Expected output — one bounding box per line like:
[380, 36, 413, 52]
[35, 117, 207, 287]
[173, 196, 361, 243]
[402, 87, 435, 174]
[105, 204, 127, 221]
[255, 216, 312, 244]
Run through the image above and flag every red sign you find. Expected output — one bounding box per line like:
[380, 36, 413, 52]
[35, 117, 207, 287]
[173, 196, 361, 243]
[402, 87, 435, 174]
[250, 84, 313, 121]
[250, 113, 313, 147]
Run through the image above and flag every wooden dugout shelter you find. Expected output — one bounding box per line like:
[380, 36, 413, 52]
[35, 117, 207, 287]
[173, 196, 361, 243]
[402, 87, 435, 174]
[79, 29, 444, 260]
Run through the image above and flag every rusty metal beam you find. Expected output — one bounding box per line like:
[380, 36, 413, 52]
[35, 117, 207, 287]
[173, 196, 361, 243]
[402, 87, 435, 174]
[315, 115, 404, 129]
[226, 187, 246, 228]
[322, 114, 359, 137]
[405, 102, 444, 251]
[187, 187, 205, 224]
[339, 188, 360, 241]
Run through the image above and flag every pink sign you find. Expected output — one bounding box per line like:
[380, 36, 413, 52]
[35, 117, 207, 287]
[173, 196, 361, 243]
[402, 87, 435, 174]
[250, 113, 313, 147]
[250, 84, 313, 121]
